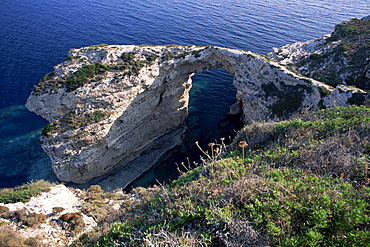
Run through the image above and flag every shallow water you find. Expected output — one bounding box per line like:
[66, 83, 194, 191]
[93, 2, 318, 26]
[0, 0, 368, 188]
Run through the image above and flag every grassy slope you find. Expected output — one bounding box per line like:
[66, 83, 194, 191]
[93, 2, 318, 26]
[72, 105, 370, 246]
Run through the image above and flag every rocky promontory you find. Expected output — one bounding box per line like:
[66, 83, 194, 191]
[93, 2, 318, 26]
[269, 17, 370, 91]
[26, 44, 368, 187]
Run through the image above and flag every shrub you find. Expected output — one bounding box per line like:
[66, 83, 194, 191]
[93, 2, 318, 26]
[0, 180, 53, 204]
[58, 110, 111, 131]
[1, 209, 47, 228]
[60, 212, 85, 234]
[328, 18, 369, 42]
[77, 106, 370, 246]
[0, 227, 28, 247]
[23, 212, 48, 227]
[89, 44, 109, 48]
[41, 121, 60, 136]
[0, 205, 10, 216]
[65, 56, 81, 61]
[309, 53, 321, 60]
[65, 63, 110, 92]
[52, 207, 65, 215]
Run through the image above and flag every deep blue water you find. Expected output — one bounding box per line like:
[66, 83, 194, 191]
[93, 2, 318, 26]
[0, 0, 368, 188]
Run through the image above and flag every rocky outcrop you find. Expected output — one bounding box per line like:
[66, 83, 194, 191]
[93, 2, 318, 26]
[269, 18, 370, 91]
[0, 184, 96, 246]
[26, 44, 366, 187]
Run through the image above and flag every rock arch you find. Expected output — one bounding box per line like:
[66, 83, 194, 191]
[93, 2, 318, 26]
[27, 45, 334, 187]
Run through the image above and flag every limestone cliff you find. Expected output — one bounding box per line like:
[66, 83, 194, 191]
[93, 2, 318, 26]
[269, 17, 370, 93]
[26, 44, 364, 187]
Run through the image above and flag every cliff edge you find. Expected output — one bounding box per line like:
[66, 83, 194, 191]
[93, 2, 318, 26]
[26, 44, 368, 187]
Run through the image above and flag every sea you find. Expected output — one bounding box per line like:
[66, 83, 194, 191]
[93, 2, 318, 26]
[0, 0, 368, 189]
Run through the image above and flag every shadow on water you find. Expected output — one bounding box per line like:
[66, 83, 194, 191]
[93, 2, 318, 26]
[126, 68, 244, 190]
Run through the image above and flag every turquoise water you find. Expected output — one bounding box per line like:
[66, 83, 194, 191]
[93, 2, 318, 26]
[0, 0, 368, 188]
[129, 69, 243, 188]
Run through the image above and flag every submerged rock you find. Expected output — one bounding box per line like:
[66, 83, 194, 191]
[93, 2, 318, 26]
[26, 44, 366, 186]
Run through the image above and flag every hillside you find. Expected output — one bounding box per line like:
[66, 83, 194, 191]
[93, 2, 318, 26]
[269, 17, 370, 91]
[1, 106, 369, 246]
[81, 105, 370, 246]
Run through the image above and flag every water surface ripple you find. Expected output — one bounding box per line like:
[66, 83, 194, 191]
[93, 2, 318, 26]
[0, 0, 368, 187]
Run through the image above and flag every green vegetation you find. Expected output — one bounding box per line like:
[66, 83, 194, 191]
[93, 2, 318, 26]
[39, 71, 55, 82]
[309, 53, 321, 60]
[34, 51, 160, 94]
[41, 110, 112, 136]
[72, 105, 370, 246]
[318, 86, 332, 97]
[42, 121, 61, 136]
[192, 50, 202, 58]
[160, 48, 204, 61]
[0, 180, 53, 204]
[293, 18, 370, 90]
[65, 63, 110, 92]
[261, 83, 311, 117]
[1, 106, 369, 246]
[89, 44, 109, 48]
[33, 63, 110, 94]
[118, 52, 159, 76]
[34, 46, 204, 95]
[65, 55, 81, 61]
[328, 18, 370, 42]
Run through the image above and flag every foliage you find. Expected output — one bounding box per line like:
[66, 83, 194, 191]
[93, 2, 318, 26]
[261, 83, 310, 118]
[65, 63, 110, 91]
[41, 110, 112, 136]
[0, 227, 43, 247]
[41, 121, 61, 136]
[65, 55, 81, 61]
[160, 48, 204, 61]
[63, 110, 111, 129]
[80, 106, 370, 246]
[60, 212, 85, 233]
[118, 52, 158, 76]
[0, 180, 53, 204]
[34, 49, 160, 94]
[89, 44, 109, 48]
[293, 18, 370, 90]
[328, 18, 370, 42]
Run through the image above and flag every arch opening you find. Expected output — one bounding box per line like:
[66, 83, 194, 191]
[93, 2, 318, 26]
[128, 68, 244, 189]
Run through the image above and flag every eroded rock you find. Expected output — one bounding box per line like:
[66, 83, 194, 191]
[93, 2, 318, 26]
[26, 44, 364, 186]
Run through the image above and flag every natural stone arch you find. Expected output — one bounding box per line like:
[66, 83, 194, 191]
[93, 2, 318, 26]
[27, 45, 338, 188]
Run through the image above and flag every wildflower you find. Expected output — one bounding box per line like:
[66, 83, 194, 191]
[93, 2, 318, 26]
[239, 141, 248, 148]
[239, 141, 248, 166]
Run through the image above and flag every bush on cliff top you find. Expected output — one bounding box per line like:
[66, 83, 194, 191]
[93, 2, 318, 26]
[0, 180, 53, 204]
[293, 18, 370, 89]
[41, 110, 112, 136]
[65, 63, 110, 92]
[71, 105, 370, 247]
[34, 51, 160, 94]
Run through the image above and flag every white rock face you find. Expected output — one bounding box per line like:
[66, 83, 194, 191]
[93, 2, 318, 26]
[268, 34, 332, 65]
[0, 184, 96, 246]
[26, 44, 354, 187]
